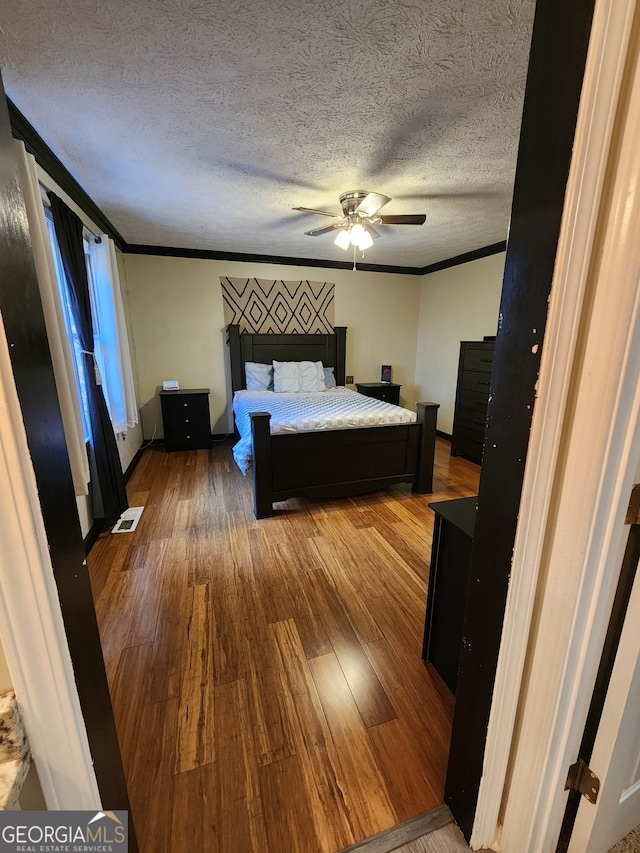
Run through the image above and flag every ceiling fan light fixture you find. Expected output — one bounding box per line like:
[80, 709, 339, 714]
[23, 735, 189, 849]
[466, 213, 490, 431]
[356, 228, 373, 250]
[334, 228, 351, 250]
[349, 222, 365, 245]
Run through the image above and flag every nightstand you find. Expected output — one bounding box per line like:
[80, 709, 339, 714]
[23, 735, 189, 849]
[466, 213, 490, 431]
[355, 382, 401, 405]
[160, 389, 212, 451]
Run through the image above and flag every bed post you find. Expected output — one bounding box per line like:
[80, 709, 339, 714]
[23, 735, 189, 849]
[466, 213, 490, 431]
[249, 411, 274, 518]
[414, 402, 440, 494]
[334, 326, 347, 386]
[228, 324, 243, 393]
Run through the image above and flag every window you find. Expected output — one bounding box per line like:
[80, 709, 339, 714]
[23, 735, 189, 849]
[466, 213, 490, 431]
[44, 210, 93, 441]
[44, 203, 138, 437]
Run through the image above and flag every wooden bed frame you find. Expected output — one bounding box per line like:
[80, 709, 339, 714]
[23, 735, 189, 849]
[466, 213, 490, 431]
[228, 324, 439, 518]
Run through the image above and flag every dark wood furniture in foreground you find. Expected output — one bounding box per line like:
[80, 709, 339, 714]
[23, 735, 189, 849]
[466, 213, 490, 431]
[160, 388, 212, 451]
[422, 496, 477, 695]
[228, 324, 439, 518]
[450, 340, 495, 464]
[356, 381, 401, 405]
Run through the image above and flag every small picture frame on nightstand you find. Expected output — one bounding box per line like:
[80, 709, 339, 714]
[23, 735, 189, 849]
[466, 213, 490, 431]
[381, 365, 392, 384]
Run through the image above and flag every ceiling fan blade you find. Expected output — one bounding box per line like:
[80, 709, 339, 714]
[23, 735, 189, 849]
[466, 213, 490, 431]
[367, 225, 381, 240]
[304, 223, 343, 237]
[378, 214, 426, 225]
[355, 192, 391, 217]
[293, 206, 340, 218]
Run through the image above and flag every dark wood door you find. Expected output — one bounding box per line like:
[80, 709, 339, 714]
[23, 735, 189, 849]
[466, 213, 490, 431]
[445, 0, 597, 838]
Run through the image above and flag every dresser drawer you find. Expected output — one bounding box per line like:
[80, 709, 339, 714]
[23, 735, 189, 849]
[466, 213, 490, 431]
[452, 425, 486, 463]
[162, 408, 210, 430]
[462, 346, 494, 372]
[164, 426, 212, 452]
[375, 387, 400, 404]
[161, 393, 210, 415]
[455, 406, 488, 432]
[456, 389, 488, 426]
[460, 369, 492, 394]
[458, 388, 488, 410]
[355, 383, 401, 405]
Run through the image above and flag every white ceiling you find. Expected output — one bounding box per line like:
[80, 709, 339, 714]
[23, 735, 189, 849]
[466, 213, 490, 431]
[0, 0, 536, 270]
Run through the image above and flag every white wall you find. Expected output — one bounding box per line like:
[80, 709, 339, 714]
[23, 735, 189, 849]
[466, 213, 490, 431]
[124, 254, 423, 438]
[415, 253, 505, 434]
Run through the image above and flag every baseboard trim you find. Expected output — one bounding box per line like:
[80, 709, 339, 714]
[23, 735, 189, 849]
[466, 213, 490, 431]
[436, 429, 452, 441]
[337, 804, 453, 853]
[123, 446, 146, 483]
[83, 518, 104, 555]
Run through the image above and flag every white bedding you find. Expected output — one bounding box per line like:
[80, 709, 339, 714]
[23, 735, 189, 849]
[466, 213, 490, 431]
[232, 386, 417, 474]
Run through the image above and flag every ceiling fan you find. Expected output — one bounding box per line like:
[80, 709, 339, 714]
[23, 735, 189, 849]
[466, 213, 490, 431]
[293, 190, 426, 253]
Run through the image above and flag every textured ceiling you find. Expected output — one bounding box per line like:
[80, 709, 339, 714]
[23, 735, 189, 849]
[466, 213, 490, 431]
[0, 0, 536, 269]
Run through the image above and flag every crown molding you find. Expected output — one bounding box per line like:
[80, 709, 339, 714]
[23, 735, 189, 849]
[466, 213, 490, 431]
[419, 241, 507, 275]
[125, 243, 426, 275]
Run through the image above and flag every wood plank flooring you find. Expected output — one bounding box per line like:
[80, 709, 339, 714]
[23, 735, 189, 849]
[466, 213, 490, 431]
[87, 436, 480, 853]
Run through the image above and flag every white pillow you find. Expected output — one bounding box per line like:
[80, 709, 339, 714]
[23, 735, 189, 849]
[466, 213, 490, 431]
[245, 361, 273, 391]
[273, 360, 326, 393]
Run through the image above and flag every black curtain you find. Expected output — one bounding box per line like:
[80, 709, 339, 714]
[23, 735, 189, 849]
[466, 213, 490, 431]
[49, 192, 128, 526]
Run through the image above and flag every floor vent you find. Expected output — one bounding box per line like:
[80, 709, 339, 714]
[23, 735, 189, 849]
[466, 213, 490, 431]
[111, 506, 144, 534]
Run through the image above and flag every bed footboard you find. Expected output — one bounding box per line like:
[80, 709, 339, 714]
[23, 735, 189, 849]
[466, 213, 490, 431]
[249, 402, 439, 519]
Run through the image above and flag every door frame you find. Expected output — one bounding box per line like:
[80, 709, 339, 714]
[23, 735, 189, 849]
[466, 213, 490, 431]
[473, 0, 640, 849]
[444, 0, 598, 836]
[0, 73, 134, 822]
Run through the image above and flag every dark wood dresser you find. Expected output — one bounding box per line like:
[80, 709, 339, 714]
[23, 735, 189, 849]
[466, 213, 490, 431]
[355, 381, 401, 405]
[160, 389, 212, 451]
[422, 496, 477, 694]
[451, 340, 495, 463]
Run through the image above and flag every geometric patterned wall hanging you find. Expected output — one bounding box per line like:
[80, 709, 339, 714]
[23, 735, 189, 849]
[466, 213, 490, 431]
[220, 277, 335, 334]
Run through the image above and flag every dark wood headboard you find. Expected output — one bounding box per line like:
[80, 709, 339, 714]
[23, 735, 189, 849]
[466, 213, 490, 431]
[228, 325, 347, 393]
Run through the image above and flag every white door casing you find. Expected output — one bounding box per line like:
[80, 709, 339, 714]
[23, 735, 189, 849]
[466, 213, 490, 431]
[0, 306, 100, 809]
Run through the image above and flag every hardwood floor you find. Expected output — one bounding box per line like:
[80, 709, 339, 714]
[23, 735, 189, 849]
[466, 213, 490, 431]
[87, 436, 480, 853]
